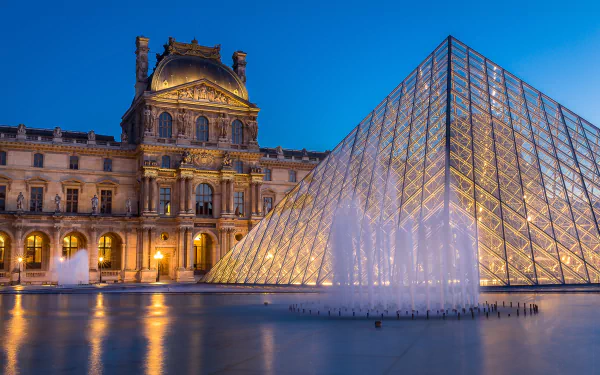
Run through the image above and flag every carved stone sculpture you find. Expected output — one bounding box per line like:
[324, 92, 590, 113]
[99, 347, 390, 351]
[177, 109, 187, 136]
[143, 106, 153, 133]
[182, 151, 193, 164]
[126, 198, 132, 216]
[222, 152, 233, 168]
[53, 127, 62, 138]
[88, 130, 96, 141]
[121, 131, 129, 143]
[91, 194, 99, 214]
[217, 114, 229, 138]
[247, 118, 258, 142]
[16, 192, 24, 211]
[54, 194, 61, 213]
[276, 145, 284, 156]
[17, 124, 26, 135]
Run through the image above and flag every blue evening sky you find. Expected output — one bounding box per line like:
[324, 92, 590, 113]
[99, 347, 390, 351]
[1, 0, 599, 152]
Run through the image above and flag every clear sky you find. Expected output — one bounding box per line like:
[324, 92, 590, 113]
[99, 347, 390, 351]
[1, 0, 599, 152]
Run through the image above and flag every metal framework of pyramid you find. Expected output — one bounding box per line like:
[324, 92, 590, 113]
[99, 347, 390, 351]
[205, 36, 600, 286]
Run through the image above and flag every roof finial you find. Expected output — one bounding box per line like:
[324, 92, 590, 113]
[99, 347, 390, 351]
[192, 36, 198, 44]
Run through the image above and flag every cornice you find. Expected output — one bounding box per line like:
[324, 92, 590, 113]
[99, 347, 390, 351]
[0, 140, 137, 157]
[260, 159, 320, 169]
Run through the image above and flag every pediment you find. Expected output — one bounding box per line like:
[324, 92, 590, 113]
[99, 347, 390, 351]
[152, 79, 252, 108]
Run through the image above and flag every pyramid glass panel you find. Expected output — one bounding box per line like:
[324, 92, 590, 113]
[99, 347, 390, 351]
[205, 36, 600, 286]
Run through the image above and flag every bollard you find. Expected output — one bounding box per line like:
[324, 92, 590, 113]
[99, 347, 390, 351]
[458, 312, 461, 320]
[517, 309, 519, 316]
[498, 311, 500, 318]
[412, 313, 414, 320]
[367, 312, 369, 318]
[443, 312, 446, 319]
[381, 313, 384, 319]
[309, 310, 311, 315]
[471, 310, 475, 319]
[508, 314, 510, 317]
[518, 302, 520, 308]
[353, 312, 355, 317]
[503, 301, 505, 307]
[510, 302, 513, 308]
[427, 311, 429, 320]
[397, 312, 400, 320]
[339, 311, 341, 317]
[486, 312, 489, 318]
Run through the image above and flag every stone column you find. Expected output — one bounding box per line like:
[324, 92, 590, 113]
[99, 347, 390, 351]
[50, 226, 61, 277]
[178, 228, 186, 268]
[257, 183, 263, 216]
[227, 228, 234, 254]
[186, 228, 194, 270]
[179, 178, 186, 214]
[185, 178, 193, 213]
[89, 230, 98, 279]
[154, 178, 160, 214]
[249, 182, 255, 216]
[147, 228, 153, 269]
[148, 178, 155, 212]
[135, 228, 142, 270]
[228, 181, 235, 213]
[142, 228, 149, 269]
[142, 177, 149, 212]
[221, 180, 228, 214]
[10, 227, 23, 277]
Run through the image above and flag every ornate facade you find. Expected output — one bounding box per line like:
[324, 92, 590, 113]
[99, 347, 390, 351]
[0, 36, 327, 284]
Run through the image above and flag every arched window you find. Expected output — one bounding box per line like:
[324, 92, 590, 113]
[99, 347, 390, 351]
[194, 233, 212, 271]
[161, 155, 171, 169]
[0, 234, 5, 268]
[0, 151, 6, 166]
[196, 116, 209, 142]
[195, 183, 213, 216]
[98, 235, 113, 269]
[26, 234, 44, 269]
[62, 235, 79, 259]
[231, 120, 243, 145]
[33, 153, 44, 168]
[158, 112, 172, 138]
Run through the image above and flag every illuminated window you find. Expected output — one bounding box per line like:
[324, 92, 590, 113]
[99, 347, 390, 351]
[103, 158, 112, 172]
[264, 168, 271, 181]
[196, 116, 209, 142]
[289, 170, 297, 183]
[98, 235, 112, 269]
[69, 155, 79, 170]
[0, 186, 5, 211]
[161, 155, 171, 169]
[231, 120, 243, 145]
[263, 196, 273, 214]
[62, 235, 79, 258]
[159, 187, 171, 215]
[30, 187, 43, 212]
[100, 190, 112, 214]
[26, 235, 43, 269]
[0, 151, 6, 166]
[66, 188, 78, 213]
[33, 153, 44, 168]
[234, 191, 244, 216]
[158, 112, 172, 138]
[194, 233, 212, 271]
[195, 183, 213, 216]
[0, 235, 5, 268]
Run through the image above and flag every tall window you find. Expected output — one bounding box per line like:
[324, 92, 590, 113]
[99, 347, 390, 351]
[234, 160, 244, 174]
[289, 170, 297, 183]
[0, 151, 6, 166]
[159, 187, 171, 215]
[103, 158, 112, 172]
[263, 197, 273, 214]
[234, 191, 244, 216]
[33, 153, 44, 168]
[30, 187, 43, 212]
[98, 235, 112, 269]
[0, 186, 5, 211]
[196, 116, 209, 142]
[264, 168, 272, 181]
[158, 112, 172, 138]
[100, 190, 112, 214]
[194, 233, 212, 271]
[69, 156, 79, 170]
[161, 155, 171, 169]
[62, 235, 79, 258]
[0, 235, 5, 268]
[66, 188, 78, 213]
[231, 120, 243, 145]
[26, 235, 43, 269]
[195, 183, 213, 216]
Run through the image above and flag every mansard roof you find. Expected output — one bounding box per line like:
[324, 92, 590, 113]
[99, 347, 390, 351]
[0, 125, 115, 141]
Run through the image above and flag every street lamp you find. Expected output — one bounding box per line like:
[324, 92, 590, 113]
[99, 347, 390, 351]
[153, 251, 163, 282]
[17, 256, 23, 285]
[98, 256, 104, 284]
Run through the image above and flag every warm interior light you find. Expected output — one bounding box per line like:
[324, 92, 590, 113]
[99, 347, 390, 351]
[154, 251, 164, 260]
[99, 257, 104, 262]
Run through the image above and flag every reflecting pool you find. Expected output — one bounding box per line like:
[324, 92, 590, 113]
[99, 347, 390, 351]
[0, 292, 598, 374]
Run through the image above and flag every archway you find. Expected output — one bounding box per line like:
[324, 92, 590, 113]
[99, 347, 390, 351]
[193, 233, 213, 273]
[0, 232, 10, 271]
[98, 233, 122, 270]
[24, 232, 50, 270]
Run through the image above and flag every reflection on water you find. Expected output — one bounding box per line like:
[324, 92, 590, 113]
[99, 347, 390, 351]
[4, 294, 25, 375]
[144, 294, 170, 375]
[88, 293, 107, 375]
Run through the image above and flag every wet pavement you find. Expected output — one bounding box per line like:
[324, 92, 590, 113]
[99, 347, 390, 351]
[0, 291, 598, 374]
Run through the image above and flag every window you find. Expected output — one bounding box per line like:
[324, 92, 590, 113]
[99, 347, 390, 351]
[98, 235, 112, 269]
[0, 186, 5, 211]
[264, 168, 272, 181]
[100, 190, 112, 214]
[159, 187, 171, 215]
[158, 112, 173, 138]
[33, 153, 44, 168]
[263, 196, 273, 214]
[69, 156, 79, 170]
[66, 188, 78, 213]
[62, 235, 79, 258]
[194, 233, 212, 271]
[195, 183, 213, 216]
[231, 120, 243, 145]
[0, 235, 4, 268]
[30, 187, 43, 212]
[234, 191, 244, 216]
[161, 155, 171, 169]
[26, 235, 43, 269]
[0, 151, 6, 166]
[103, 158, 112, 172]
[196, 116, 209, 142]
[234, 160, 244, 174]
[289, 170, 297, 183]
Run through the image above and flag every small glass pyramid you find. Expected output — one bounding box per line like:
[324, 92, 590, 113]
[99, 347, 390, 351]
[205, 36, 600, 286]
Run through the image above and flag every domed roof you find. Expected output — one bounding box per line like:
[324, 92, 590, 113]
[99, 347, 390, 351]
[151, 55, 248, 100]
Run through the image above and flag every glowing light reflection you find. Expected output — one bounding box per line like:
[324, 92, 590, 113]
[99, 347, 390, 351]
[4, 294, 26, 375]
[144, 294, 170, 375]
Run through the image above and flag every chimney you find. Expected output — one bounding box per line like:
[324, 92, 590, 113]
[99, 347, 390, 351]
[135, 36, 150, 98]
[232, 51, 247, 83]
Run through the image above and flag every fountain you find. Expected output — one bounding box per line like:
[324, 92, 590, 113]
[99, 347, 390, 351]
[57, 249, 90, 285]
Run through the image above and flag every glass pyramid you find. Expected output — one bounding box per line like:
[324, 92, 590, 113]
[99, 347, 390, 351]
[205, 36, 600, 286]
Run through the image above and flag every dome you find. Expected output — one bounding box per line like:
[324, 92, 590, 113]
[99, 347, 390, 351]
[151, 55, 248, 100]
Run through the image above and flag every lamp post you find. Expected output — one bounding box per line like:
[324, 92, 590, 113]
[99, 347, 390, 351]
[153, 251, 163, 282]
[98, 256, 104, 284]
[17, 257, 23, 285]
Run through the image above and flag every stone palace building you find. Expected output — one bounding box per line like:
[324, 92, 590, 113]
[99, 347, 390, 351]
[0, 36, 326, 284]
